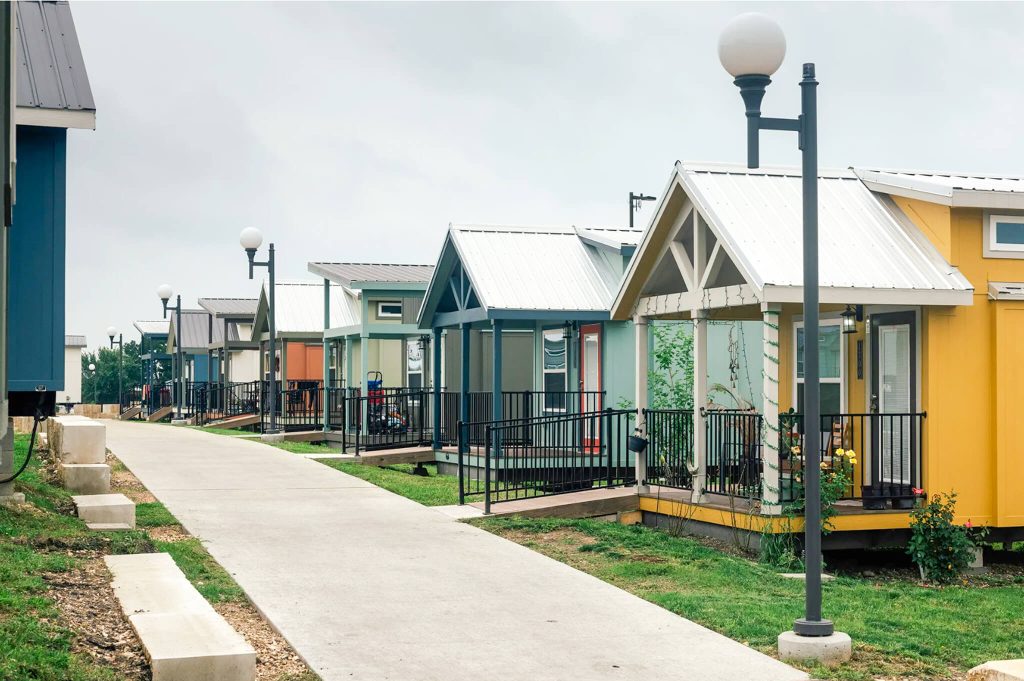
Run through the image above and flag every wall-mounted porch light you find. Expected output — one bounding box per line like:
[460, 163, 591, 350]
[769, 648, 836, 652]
[841, 305, 857, 335]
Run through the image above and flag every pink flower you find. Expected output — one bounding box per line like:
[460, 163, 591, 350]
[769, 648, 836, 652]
[965, 520, 973, 529]
[912, 487, 925, 496]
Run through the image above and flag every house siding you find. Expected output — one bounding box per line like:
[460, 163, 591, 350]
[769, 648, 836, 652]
[893, 198, 1024, 527]
[9, 125, 66, 392]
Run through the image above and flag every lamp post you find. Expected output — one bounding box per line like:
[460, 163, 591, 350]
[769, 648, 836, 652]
[629, 192, 656, 229]
[239, 227, 279, 435]
[107, 326, 123, 412]
[718, 12, 849, 659]
[88, 363, 97, 404]
[157, 284, 185, 420]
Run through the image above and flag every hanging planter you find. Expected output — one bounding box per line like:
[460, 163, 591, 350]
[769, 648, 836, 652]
[627, 429, 648, 454]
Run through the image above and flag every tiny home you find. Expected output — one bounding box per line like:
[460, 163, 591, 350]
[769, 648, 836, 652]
[198, 297, 259, 384]
[134, 320, 171, 413]
[166, 310, 221, 385]
[307, 262, 435, 395]
[250, 280, 358, 386]
[417, 224, 643, 449]
[8, 0, 94, 416]
[613, 161, 1023, 546]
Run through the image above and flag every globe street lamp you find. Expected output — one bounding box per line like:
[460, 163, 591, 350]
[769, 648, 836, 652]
[107, 326, 123, 413]
[718, 12, 850, 660]
[88, 363, 97, 405]
[239, 227, 280, 435]
[157, 285, 185, 420]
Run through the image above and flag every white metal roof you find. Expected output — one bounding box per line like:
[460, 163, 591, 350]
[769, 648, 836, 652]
[449, 224, 642, 312]
[307, 263, 434, 289]
[679, 162, 973, 297]
[854, 168, 1024, 210]
[988, 282, 1024, 301]
[252, 280, 360, 339]
[133, 320, 169, 337]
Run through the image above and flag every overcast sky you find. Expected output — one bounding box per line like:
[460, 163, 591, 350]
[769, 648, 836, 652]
[66, 1, 1024, 350]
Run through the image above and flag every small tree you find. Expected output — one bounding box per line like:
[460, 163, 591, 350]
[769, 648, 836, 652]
[907, 492, 981, 584]
[81, 341, 145, 404]
[649, 323, 693, 409]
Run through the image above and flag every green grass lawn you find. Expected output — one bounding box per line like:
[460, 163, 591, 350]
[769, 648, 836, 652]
[473, 516, 1024, 680]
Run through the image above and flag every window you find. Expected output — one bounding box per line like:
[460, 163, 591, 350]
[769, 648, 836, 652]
[795, 321, 844, 415]
[985, 214, 1024, 258]
[542, 329, 567, 410]
[407, 340, 423, 389]
[377, 301, 403, 318]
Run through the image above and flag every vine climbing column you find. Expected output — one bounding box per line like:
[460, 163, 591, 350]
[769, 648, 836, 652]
[761, 303, 782, 515]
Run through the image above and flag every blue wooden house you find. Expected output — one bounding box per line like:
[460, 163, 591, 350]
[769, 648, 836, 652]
[8, 0, 94, 415]
[133, 320, 171, 414]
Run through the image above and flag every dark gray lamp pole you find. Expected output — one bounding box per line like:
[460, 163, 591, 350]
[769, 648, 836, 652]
[719, 13, 830, 638]
[629, 192, 656, 229]
[240, 227, 279, 434]
[107, 326, 123, 411]
[157, 288, 185, 419]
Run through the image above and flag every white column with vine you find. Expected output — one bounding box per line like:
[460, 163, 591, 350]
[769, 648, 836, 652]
[692, 309, 708, 503]
[761, 303, 782, 515]
[633, 314, 649, 491]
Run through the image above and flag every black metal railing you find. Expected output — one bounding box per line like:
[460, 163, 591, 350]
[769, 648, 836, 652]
[704, 408, 763, 499]
[439, 390, 604, 447]
[120, 386, 143, 414]
[777, 411, 925, 505]
[643, 408, 695, 490]
[457, 408, 636, 512]
[195, 380, 264, 426]
[347, 387, 432, 453]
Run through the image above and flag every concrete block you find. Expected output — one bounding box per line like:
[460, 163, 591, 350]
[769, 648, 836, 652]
[59, 420, 107, 464]
[61, 463, 111, 494]
[131, 612, 255, 681]
[105, 554, 210, 614]
[260, 432, 285, 443]
[968, 660, 1024, 681]
[86, 522, 135, 531]
[0, 492, 26, 507]
[73, 493, 135, 528]
[778, 630, 852, 665]
[171, 419, 190, 426]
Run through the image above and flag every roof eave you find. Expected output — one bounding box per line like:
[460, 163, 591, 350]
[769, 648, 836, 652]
[762, 284, 974, 307]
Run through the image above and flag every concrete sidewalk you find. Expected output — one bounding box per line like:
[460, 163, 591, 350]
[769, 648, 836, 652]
[105, 421, 807, 681]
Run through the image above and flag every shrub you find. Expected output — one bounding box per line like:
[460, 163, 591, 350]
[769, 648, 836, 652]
[907, 492, 979, 584]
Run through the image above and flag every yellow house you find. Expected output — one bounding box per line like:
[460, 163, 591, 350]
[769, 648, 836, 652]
[612, 161, 1024, 545]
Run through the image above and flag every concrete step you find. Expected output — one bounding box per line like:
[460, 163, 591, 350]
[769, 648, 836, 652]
[86, 522, 135, 531]
[968, 660, 1024, 681]
[61, 463, 111, 494]
[105, 554, 256, 681]
[56, 419, 107, 464]
[73, 493, 135, 528]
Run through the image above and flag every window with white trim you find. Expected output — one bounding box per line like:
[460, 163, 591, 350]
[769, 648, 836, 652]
[542, 329, 567, 410]
[407, 340, 423, 389]
[377, 301, 403, 318]
[794, 319, 844, 415]
[985, 214, 1024, 258]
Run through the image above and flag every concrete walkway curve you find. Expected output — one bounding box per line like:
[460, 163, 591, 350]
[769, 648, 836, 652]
[105, 421, 807, 681]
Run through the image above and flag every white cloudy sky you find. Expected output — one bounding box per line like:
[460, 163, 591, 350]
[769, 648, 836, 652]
[66, 1, 1024, 348]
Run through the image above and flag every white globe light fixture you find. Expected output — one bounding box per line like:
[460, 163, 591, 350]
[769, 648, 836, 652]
[107, 326, 117, 339]
[239, 227, 263, 251]
[156, 284, 173, 302]
[717, 12, 786, 78]
[88, 363, 95, 372]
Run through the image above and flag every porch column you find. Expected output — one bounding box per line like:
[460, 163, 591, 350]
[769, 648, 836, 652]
[322, 278, 330, 432]
[492, 319, 503, 423]
[432, 326, 442, 450]
[222, 318, 229, 383]
[360, 333, 369, 426]
[761, 304, 782, 514]
[692, 309, 709, 502]
[633, 315, 649, 489]
[460, 323, 470, 434]
[207, 315, 214, 386]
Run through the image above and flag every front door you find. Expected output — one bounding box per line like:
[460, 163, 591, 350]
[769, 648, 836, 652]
[869, 311, 917, 496]
[580, 325, 602, 451]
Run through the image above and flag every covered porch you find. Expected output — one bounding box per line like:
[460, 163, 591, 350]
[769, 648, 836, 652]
[615, 162, 973, 523]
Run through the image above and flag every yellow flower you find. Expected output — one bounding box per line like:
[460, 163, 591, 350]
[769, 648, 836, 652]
[845, 449, 856, 459]
[820, 461, 829, 469]
[849, 457, 857, 464]
[791, 445, 801, 455]
[835, 448, 845, 457]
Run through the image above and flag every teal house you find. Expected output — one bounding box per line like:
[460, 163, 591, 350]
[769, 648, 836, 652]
[8, 0, 94, 415]
[417, 224, 644, 449]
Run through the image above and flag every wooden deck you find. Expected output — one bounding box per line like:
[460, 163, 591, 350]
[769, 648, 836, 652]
[340, 446, 435, 466]
[473, 486, 639, 519]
